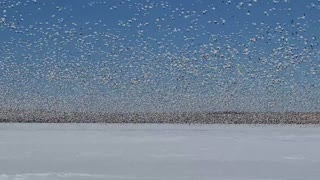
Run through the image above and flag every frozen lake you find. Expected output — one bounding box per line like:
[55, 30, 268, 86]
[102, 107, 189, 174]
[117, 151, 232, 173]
[0, 124, 320, 180]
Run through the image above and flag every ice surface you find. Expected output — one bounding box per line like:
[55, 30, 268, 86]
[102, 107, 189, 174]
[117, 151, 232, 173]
[0, 124, 320, 180]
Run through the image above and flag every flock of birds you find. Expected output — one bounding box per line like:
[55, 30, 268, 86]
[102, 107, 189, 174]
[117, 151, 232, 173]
[0, 0, 319, 112]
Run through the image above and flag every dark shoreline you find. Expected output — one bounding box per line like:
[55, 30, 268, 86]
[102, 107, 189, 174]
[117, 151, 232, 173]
[1, 109, 320, 124]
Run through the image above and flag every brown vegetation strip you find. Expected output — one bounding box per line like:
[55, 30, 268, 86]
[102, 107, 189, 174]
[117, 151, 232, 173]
[1, 109, 320, 124]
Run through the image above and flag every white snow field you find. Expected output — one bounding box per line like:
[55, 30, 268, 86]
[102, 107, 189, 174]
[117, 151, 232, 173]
[0, 124, 320, 180]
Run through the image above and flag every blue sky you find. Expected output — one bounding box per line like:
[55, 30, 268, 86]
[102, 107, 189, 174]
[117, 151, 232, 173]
[0, 0, 320, 112]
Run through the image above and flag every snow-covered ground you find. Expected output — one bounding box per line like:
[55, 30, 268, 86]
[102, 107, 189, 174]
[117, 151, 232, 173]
[0, 124, 320, 180]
